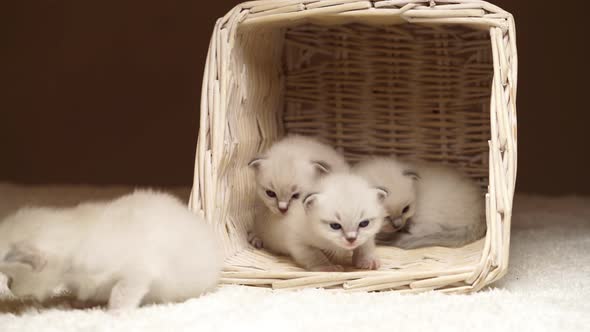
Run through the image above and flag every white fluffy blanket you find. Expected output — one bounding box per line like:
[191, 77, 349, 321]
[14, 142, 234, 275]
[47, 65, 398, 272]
[0, 184, 589, 332]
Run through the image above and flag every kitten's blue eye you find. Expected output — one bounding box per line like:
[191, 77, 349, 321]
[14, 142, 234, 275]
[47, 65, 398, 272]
[265, 190, 276, 198]
[329, 223, 342, 230]
[402, 205, 410, 214]
[291, 193, 300, 200]
[359, 220, 370, 228]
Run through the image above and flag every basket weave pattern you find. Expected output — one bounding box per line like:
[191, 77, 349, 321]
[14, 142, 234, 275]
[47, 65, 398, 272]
[190, 0, 517, 294]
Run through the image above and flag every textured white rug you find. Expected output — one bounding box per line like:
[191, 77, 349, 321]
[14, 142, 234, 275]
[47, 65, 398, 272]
[0, 184, 589, 332]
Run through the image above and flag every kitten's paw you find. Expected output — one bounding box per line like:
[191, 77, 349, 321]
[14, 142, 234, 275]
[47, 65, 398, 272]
[0, 274, 13, 299]
[108, 301, 139, 313]
[108, 308, 129, 317]
[353, 256, 380, 270]
[247, 232, 263, 249]
[107, 279, 147, 312]
[311, 265, 344, 272]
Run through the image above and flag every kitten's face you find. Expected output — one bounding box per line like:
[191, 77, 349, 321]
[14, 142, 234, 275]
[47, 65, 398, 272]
[304, 174, 386, 250]
[249, 158, 325, 215]
[381, 179, 417, 234]
[353, 160, 419, 234]
[6, 268, 58, 301]
[0, 246, 61, 301]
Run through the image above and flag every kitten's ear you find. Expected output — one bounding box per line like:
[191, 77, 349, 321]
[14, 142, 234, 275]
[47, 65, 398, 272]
[311, 160, 331, 175]
[4, 243, 46, 272]
[303, 193, 319, 211]
[248, 157, 266, 171]
[374, 187, 389, 202]
[402, 170, 420, 181]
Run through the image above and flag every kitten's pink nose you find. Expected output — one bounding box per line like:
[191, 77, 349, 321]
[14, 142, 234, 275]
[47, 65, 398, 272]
[345, 232, 357, 244]
[278, 201, 288, 214]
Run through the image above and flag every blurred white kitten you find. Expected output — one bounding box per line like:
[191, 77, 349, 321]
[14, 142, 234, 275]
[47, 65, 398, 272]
[276, 173, 387, 271]
[354, 157, 486, 249]
[248, 135, 349, 251]
[0, 190, 222, 311]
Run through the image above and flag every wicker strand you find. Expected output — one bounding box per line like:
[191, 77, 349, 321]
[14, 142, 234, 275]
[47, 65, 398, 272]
[191, 0, 517, 294]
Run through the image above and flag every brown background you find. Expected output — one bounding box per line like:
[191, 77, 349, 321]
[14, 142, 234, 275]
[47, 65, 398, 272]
[1, 1, 589, 194]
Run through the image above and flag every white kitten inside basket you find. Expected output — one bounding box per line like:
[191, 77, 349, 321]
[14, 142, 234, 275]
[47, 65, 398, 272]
[247, 135, 486, 272]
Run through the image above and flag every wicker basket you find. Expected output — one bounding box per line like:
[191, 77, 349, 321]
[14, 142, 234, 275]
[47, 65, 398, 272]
[190, 0, 517, 294]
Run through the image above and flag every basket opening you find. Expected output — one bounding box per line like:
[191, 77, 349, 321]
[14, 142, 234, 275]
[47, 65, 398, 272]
[221, 21, 494, 288]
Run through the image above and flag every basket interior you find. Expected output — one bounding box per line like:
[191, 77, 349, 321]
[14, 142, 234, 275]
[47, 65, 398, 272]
[219, 20, 493, 290]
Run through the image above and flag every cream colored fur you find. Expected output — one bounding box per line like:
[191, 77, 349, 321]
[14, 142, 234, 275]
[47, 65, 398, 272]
[354, 157, 486, 249]
[276, 173, 386, 271]
[248, 135, 349, 250]
[0, 190, 222, 311]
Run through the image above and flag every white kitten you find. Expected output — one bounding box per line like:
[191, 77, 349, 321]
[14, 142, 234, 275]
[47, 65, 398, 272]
[281, 173, 387, 271]
[248, 135, 349, 250]
[354, 157, 486, 249]
[0, 190, 222, 310]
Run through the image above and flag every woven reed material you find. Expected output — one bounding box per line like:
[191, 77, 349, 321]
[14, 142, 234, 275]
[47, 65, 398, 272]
[190, 0, 517, 294]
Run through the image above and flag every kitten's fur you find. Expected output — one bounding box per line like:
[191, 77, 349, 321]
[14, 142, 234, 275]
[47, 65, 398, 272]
[248, 135, 349, 250]
[354, 157, 486, 249]
[277, 173, 387, 271]
[0, 190, 222, 310]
